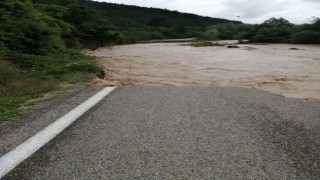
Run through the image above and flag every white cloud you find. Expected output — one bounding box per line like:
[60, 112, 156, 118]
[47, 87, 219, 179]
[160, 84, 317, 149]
[94, 0, 320, 24]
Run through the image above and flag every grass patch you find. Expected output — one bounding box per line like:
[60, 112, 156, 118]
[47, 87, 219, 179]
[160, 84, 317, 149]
[0, 60, 59, 121]
[46, 62, 103, 76]
[60, 72, 92, 84]
[0, 52, 103, 122]
[191, 41, 225, 47]
[0, 98, 21, 122]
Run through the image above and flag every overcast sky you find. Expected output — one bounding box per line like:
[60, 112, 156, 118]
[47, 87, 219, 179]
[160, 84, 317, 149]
[94, 0, 320, 24]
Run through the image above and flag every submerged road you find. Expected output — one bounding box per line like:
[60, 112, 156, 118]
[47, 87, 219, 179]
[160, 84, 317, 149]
[3, 87, 320, 179]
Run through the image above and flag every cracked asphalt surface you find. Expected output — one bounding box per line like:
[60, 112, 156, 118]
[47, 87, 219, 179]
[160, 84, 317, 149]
[3, 87, 320, 179]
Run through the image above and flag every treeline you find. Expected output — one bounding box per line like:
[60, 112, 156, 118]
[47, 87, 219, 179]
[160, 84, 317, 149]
[200, 17, 320, 44]
[251, 17, 320, 44]
[31, 0, 240, 47]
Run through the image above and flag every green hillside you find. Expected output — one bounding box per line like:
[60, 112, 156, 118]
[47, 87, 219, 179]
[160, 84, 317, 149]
[31, 0, 241, 46]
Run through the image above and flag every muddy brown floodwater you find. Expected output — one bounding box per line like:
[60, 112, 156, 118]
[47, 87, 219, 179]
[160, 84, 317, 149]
[94, 42, 320, 100]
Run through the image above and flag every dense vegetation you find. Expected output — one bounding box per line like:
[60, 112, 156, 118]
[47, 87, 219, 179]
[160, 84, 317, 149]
[31, 0, 240, 47]
[0, 0, 319, 121]
[200, 17, 320, 44]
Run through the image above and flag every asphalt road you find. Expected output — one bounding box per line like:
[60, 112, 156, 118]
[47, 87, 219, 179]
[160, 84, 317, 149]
[3, 87, 320, 179]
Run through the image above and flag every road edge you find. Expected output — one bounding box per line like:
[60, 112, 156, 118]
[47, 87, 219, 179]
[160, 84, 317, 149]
[0, 87, 117, 178]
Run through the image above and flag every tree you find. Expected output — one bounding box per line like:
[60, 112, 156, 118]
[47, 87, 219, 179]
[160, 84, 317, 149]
[248, 17, 293, 43]
[310, 17, 320, 31]
[261, 17, 292, 27]
[291, 31, 320, 44]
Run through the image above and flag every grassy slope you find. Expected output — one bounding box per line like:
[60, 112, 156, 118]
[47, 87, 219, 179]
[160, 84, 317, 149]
[0, 53, 103, 122]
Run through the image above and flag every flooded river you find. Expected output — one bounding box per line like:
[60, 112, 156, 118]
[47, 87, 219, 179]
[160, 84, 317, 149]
[94, 42, 320, 100]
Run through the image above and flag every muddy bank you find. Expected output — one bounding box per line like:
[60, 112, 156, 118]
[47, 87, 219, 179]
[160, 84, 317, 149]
[94, 42, 320, 100]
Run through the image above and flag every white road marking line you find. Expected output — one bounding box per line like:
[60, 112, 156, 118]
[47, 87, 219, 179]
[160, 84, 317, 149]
[0, 87, 117, 178]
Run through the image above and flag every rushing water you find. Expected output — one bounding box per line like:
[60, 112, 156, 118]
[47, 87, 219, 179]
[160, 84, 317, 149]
[94, 42, 320, 100]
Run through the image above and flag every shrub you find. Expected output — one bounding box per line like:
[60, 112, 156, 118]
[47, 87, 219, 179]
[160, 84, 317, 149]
[291, 31, 320, 44]
[191, 41, 224, 47]
[0, 60, 20, 85]
[47, 62, 103, 76]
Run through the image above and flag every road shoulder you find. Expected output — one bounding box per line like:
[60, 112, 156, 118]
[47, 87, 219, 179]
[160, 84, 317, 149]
[0, 86, 104, 157]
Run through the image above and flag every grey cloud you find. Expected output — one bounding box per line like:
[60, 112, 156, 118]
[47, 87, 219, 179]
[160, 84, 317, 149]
[222, 0, 286, 18]
[214, 0, 294, 23]
[95, 0, 320, 24]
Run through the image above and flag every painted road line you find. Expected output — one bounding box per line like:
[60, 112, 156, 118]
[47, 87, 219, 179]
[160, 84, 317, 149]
[0, 87, 117, 178]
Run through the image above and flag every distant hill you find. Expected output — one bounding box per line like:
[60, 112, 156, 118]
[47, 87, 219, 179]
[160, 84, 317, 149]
[88, 1, 241, 28]
[31, 0, 241, 45]
[34, 0, 241, 28]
